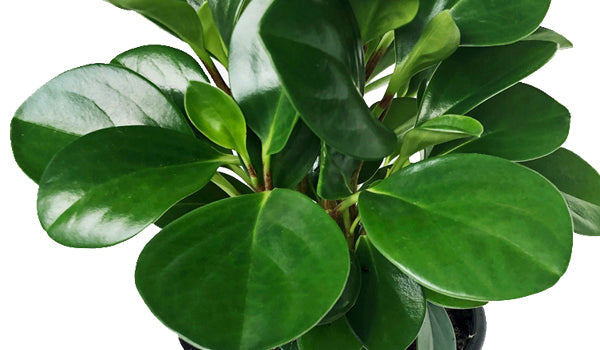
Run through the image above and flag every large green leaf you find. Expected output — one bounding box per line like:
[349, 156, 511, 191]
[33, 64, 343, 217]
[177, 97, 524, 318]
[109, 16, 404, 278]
[349, 0, 418, 43]
[417, 41, 558, 123]
[37, 126, 234, 248]
[135, 189, 350, 350]
[10, 64, 190, 182]
[207, 0, 250, 47]
[347, 237, 426, 350]
[230, 0, 298, 155]
[319, 252, 362, 325]
[297, 318, 362, 350]
[423, 288, 487, 309]
[111, 45, 208, 112]
[522, 148, 600, 236]
[259, 0, 396, 160]
[359, 154, 573, 301]
[431, 83, 570, 161]
[417, 303, 455, 350]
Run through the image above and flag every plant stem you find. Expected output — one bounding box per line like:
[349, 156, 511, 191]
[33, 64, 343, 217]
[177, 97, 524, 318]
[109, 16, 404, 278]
[226, 164, 253, 187]
[262, 151, 273, 191]
[373, 92, 395, 121]
[328, 193, 360, 219]
[365, 31, 394, 81]
[202, 59, 231, 95]
[238, 149, 264, 192]
[349, 161, 364, 193]
[211, 172, 242, 197]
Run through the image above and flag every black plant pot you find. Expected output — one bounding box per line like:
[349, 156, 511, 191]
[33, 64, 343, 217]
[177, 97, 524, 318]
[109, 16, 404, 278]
[179, 307, 487, 350]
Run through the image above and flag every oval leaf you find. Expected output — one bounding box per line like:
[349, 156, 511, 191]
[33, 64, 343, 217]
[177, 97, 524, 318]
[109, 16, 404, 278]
[431, 83, 570, 161]
[259, 0, 396, 160]
[423, 288, 487, 310]
[298, 318, 362, 350]
[135, 189, 350, 350]
[349, 0, 418, 43]
[230, 0, 299, 155]
[359, 154, 573, 300]
[111, 45, 208, 111]
[417, 303, 456, 350]
[37, 126, 232, 248]
[417, 41, 558, 123]
[198, 2, 229, 67]
[10, 64, 190, 182]
[347, 236, 426, 350]
[522, 148, 600, 236]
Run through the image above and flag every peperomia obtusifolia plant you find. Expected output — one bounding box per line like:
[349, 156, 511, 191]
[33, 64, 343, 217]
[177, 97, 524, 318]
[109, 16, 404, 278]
[9, 0, 600, 349]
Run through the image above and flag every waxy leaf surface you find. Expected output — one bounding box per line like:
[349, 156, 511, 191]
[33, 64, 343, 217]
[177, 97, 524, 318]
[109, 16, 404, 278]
[523, 148, 600, 236]
[298, 318, 362, 350]
[347, 237, 426, 350]
[349, 0, 418, 43]
[136, 189, 350, 350]
[359, 154, 573, 300]
[11, 64, 190, 182]
[423, 288, 487, 309]
[37, 126, 231, 248]
[417, 41, 557, 123]
[432, 83, 570, 161]
[207, 0, 250, 47]
[317, 144, 362, 200]
[230, 0, 298, 155]
[524, 27, 573, 49]
[111, 45, 208, 111]
[319, 252, 362, 325]
[198, 2, 229, 66]
[259, 0, 396, 159]
[417, 303, 455, 350]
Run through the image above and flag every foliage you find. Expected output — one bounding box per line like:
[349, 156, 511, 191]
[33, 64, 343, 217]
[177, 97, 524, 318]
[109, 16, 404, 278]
[9, 0, 599, 349]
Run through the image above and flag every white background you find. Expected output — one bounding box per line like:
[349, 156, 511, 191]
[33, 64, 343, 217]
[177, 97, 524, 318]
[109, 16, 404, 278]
[1, 1, 599, 349]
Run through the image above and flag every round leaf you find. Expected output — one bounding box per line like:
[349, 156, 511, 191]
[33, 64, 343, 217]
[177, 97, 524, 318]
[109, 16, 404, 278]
[359, 154, 573, 301]
[298, 318, 362, 350]
[37, 126, 231, 248]
[10, 64, 190, 182]
[135, 189, 350, 350]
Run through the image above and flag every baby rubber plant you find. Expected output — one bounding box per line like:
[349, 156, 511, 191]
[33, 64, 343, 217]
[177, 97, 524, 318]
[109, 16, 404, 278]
[10, 0, 600, 349]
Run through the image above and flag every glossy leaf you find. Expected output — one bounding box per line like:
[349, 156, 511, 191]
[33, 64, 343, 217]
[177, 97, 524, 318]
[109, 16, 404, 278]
[431, 83, 570, 161]
[230, 0, 299, 155]
[417, 303, 455, 350]
[349, 0, 418, 43]
[198, 2, 229, 66]
[423, 288, 487, 309]
[280, 341, 299, 350]
[259, 0, 396, 160]
[524, 27, 573, 49]
[523, 148, 600, 236]
[298, 318, 362, 350]
[37, 126, 233, 248]
[111, 45, 208, 111]
[155, 172, 252, 228]
[319, 252, 362, 325]
[135, 189, 350, 350]
[317, 144, 362, 200]
[185, 80, 247, 155]
[417, 41, 558, 124]
[359, 154, 573, 301]
[10, 64, 190, 182]
[347, 237, 426, 350]
[207, 0, 250, 47]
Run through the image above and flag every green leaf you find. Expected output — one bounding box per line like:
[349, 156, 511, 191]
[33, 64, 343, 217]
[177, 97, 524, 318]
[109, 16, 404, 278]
[298, 318, 362, 350]
[347, 237, 426, 350]
[417, 303, 456, 350]
[359, 154, 573, 300]
[155, 172, 252, 228]
[431, 83, 570, 161]
[107, 0, 208, 59]
[135, 189, 350, 350]
[423, 288, 487, 309]
[230, 0, 299, 155]
[388, 10, 460, 97]
[198, 2, 229, 66]
[281, 341, 299, 350]
[319, 252, 362, 325]
[185, 80, 248, 155]
[37, 126, 233, 248]
[207, 0, 250, 47]
[111, 45, 208, 112]
[524, 27, 573, 49]
[10, 64, 190, 183]
[522, 148, 600, 236]
[417, 41, 558, 124]
[259, 0, 396, 160]
[349, 0, 418, 43]
[317, 144, 362, 200]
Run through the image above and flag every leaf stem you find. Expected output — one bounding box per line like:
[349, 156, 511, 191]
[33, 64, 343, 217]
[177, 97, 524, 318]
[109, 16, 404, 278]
[262, 151, 274, 191]
[200, 56, 231, 95]
[238, 149, 264, 192]
[328, 192, 360, 219]
[211, 172, 242, 197]
[226, 164, 253, 187]
[365, 31, 394, 81]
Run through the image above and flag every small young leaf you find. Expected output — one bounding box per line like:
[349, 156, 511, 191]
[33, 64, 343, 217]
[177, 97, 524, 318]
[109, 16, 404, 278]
[522, 148, 600, 236]
[524, 27, 573, 49]
[111, 45, 208, 112]
[37, 126, 233, 248]
[417, 303, 456, 350]
[198, 2, 229, 66]
[10, 64, 190, 182]
[347, 236, 426, 350]
[423, 288, 487, 310]
[431, 83, 570, 161]
[349, 0, 418, 43]
[297, 318, 362, 350]
[185, 80, 248, 155]
[359, 154, 573, 301]
[135, 189, 350, 350]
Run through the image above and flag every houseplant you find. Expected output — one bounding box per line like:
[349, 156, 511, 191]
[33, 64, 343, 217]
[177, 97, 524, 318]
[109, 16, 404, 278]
[9, 0, 600, 349]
